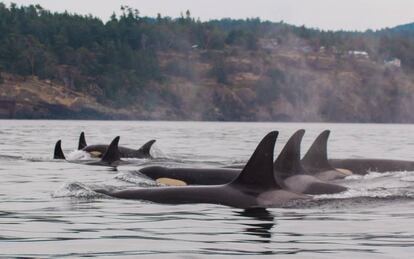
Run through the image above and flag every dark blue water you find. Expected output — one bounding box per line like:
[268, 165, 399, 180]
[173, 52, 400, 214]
[0, 120, 413, 258]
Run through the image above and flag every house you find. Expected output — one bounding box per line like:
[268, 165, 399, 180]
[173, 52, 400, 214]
[260, 38, 279, 50]
[301, 46, 312, 53]
[384, 58, 401, 68]
[348, 50, 369, 59]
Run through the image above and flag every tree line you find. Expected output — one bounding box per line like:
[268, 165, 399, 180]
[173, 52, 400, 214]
[0, 3, 414, 106]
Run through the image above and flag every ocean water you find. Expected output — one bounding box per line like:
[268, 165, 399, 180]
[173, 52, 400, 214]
[0, 120, 413, 258]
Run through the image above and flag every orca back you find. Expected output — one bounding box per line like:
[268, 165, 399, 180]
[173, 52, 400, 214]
[137, 139, 156, 156]
[302, 130, 335, 172]
[54, 140, 66, 160]
[78, 132, 87, 150]
[231, 131, 281, 190]
[273, 130, 307, 180]
[101, 136, 121, 164]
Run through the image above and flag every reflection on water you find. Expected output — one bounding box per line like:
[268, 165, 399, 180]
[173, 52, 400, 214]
[237, 208, 275, 241]
[0, 120, 414, 258]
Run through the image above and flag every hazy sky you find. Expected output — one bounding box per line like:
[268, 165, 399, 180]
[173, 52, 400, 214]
[3, 0, 414, 31]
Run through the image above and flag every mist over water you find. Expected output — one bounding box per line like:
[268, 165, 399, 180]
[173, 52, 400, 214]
[0, 120, 413, 258]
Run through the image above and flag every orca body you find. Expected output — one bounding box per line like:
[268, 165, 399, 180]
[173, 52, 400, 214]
[94, 131, 310, 209]
[273, 129, 347, 195]
[54, 136, 122, 167]
[138, 166, 238, 185]
[138, 130, 349, 187]
[78, 132, 155, 159]
[300, 130, 414, 175]
[137, 130, 347, 195]
[224, 130, 351, 181]
[329, 158, 414, 175]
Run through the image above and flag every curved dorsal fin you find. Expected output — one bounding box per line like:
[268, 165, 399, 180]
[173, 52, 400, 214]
[54, 140, 66, 159]
[101, 136, 121, 164]
[273, 130, 307, 180]
[137, 139, 156, 155]
[231, 131, 280, 190]
[78, 132, 87, 150]
[301, 130, 334, 172]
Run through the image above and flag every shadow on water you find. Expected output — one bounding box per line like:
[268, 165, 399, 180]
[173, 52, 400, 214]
[236, 208, 275, 242]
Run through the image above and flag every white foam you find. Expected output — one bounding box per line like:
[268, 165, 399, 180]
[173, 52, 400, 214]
[150, 144, 166, 159]
[114, 171, 160, 186]
[52, 182, 98, 198]
[316, 170, 414, 200]
[66, 150, 93, 160]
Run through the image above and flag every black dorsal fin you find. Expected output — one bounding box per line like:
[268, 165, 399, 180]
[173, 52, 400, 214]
[273, 129, 307, 180]
[301, 130, 334, 172]
[137, 139, 156, 155]
[54, 140, 66, 159]
[101, 136, 121, 164]
[78, 132, 87, 150]
[231, 131, 280, 190]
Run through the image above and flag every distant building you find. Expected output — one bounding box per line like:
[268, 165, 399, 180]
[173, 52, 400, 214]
[301, 46, 312, 53]
[260, 39, 279, 50]
[384, 58, 401, 68]
[348, 50, 369, 59]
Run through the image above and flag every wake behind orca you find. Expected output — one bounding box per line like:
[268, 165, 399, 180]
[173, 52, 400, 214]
[94, 131, 310, 209]
[78, 132, 156, 159]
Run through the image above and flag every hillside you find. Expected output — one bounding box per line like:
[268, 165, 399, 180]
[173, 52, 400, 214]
[1, 4, 414, 122]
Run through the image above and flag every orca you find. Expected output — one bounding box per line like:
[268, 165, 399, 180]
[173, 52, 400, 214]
[54, 136, 122, 167]
[329, 158, 414, 175]
[93, 131, 310, 209]
[137, 130, 350, 187]
[138, 166, 238, 185]
[78, 132, 156, 159]
[301, 130, 352, 181]
[273, 129, 348, 195]
[224, 130, 352, 181]
[131, 130, 348, 195]
[301, 130, 414, 175]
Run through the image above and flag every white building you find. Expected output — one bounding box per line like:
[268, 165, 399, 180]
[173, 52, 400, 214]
[348, 50, 369, 59]
[384, 58, 401, 68]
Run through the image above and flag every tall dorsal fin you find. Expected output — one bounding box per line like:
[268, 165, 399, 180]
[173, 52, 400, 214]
[137, 139, 156, 155]
[101, 136, 121, 164]
[78, 132, 87, 150]
[231, 131, 280, 190]
[54, 140, 66, 159]
[301, 130, 334, 172]
[273, 129, 307, 180]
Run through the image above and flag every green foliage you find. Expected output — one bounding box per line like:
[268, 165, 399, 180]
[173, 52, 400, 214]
[256, 68, 285, 103]
[210, 57, 229, 85]
[0, 3, 162, 105]
[164, 59, 196, 79]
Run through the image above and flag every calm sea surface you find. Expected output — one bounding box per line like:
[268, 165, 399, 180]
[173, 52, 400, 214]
[0, 120, 413, 258]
